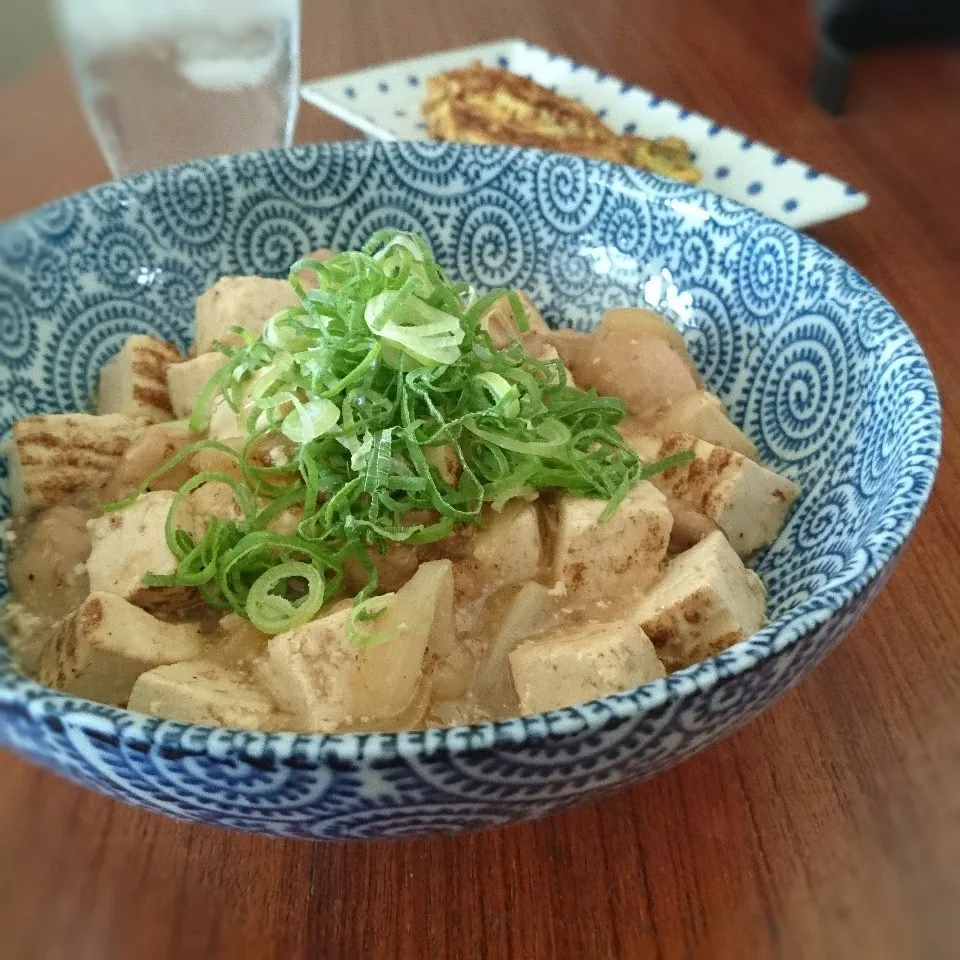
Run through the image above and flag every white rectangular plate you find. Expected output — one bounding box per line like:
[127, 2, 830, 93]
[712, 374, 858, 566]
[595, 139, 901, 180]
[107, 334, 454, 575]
[302, 38, 869, 230]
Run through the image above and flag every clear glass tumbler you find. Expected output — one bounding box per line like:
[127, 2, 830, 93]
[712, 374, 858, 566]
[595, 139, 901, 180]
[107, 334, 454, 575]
[52, 0, 301, 177]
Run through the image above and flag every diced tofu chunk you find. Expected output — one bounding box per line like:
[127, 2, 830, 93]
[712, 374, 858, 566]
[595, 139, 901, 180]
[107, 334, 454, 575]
[263, 560, 453, 730]
[633, 531, 766, 669]
[129, 660, 291, 730]
[471, 501, 543, 587]
[509, 617, 665, 713]
[97, 335, 183, 423]
[37, 592, 202, 705]
[101, 422, 197, 500]
[166, 352, 226, 419]
[87, 490, 194, 614]
[7, 413, 143, 511]
[580, 309, 699, 422]
[651, 434, 799, 556]
[194, 276, 299, 354]
[184, 480, 245, 539]
[653, 391, 757, 460]
[552, 482, 672, 604]
[480, 291, 551, 349]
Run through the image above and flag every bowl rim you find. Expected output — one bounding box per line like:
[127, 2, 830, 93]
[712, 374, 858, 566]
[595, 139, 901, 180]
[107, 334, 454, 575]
[0, 140, 943, 765]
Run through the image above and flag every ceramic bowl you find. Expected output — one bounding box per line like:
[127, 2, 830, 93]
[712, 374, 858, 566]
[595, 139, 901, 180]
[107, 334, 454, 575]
[0, 142, 940, 839]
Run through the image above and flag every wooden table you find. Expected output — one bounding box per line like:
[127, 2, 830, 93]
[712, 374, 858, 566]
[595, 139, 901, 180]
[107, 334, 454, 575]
[1, 2, 958, 957]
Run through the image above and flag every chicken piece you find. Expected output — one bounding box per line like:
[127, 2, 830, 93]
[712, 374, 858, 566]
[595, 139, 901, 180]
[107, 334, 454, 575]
[166, 352, 226, 420]
[632, 531, 766, 670]
[97, 335, 183, 423]
[194, 276, 300, 354]
[6, 504, 93, 619]
[473, 580, 554, 714]
[598, 307, 701, 382]
[551, 481, 672, 605]
[424, 443, 462, 488]
[580, 310, 699, 422]
[7, 413, 142, 511]
[37, 592, 203, 705]
[87, 490, 195, 615]
[480, 291, 551, 349]
[646, 433, 799, 557]
[509, 617, 665, 714]
[101, 422, 197, 500]
[652, 391, 757, 460]
[129, 660, 292, 730]
[342, 542, 420, 595]
[262, 560, 454, 730]
[544, 328, 591, 381]
[454, 501, 544, 606]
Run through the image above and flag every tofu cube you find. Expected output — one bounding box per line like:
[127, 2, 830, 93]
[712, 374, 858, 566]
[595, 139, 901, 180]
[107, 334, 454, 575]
[194, 276, 299, 354]
[97, 335, 183, 423]
[37, 592, 202, 705]
[87, 490, 195, 615]
[128, 660, 291, 730]
[7, 413, 143, 511]
[470, 501, 543, 588]
[509, 618, 665, 714]
[166, 352, 226, 420]
[184, 480, 245, 539]
[633, 530, 766, 670]
[552, 481, 672, 604]
[263, 560, 453, 730]
[653, 391, 757, 460]
[652, 434, 800, 556]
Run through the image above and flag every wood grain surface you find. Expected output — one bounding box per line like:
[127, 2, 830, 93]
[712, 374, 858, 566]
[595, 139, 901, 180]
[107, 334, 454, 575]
[1, 1, 958, 958]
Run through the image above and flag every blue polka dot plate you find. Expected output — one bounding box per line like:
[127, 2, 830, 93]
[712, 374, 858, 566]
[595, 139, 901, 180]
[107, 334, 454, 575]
[0, 141, 939, 839]
[301, 38, 870, 230]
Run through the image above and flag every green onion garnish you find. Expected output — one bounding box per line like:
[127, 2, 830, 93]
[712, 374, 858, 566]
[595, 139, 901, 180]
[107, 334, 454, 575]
[130, 229, 691, 635]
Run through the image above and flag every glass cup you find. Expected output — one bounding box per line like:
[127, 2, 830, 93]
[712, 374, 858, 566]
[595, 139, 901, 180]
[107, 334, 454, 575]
[52, 0, 301, 177]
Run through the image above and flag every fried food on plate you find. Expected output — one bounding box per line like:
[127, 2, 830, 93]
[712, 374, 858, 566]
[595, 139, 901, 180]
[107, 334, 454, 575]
[423, 63, 701, 184]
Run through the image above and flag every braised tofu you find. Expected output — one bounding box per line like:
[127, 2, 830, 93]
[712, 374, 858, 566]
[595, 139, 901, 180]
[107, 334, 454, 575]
[263, 560, 454, 730]
[37, 592, 202, 705]
[651, 434, 799, 556]
[194, 276, 299, 354]
[509, 617, 665, 713]
[129, 660, 291, 730]
[101, 422, 197, 500]
[633, 531, 766, 669]
[184, 480, 245, 539]
[652, 391, 757, 460]
[552, 482, 672, 604]
[87, 490, 194, 615]
[7, 413, 142, 511]
[166, 352, 226, 420]
[97, 335, 182, 423]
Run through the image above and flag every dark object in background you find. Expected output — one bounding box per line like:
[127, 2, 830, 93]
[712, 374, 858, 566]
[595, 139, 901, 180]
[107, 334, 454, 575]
[811, 0, 960, 113]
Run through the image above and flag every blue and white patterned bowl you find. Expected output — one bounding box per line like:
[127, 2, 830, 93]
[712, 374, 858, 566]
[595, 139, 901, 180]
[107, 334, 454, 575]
[0, 142, 940, 839]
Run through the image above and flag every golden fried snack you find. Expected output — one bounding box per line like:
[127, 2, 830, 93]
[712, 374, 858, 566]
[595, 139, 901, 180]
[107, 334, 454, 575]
[423, 63, 701, 184]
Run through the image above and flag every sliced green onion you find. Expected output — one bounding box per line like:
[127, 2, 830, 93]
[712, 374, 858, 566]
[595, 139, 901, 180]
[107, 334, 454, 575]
[246, 562, 326, 633]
